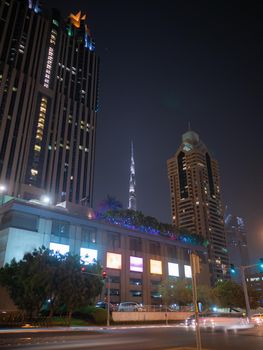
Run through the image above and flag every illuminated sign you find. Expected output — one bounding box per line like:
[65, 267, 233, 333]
[49, 242, 69, 255]
[184, 265, 192, 278]
[130, 256, 143, 272]
[168, 262, 179, 277]
[150, 259, 162, 275]
[106, 252, 122, 269]
[80, 248, 98, 264]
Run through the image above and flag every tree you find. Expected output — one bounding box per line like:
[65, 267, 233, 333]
[56, 254, 103, 325]
[215, 279, 260, 310]
[0, 247, 57, 317]
[97, 195, 123, 214]
[214, 280, 245, 309]
[159, 278, 192, 306]
[197, 285, 217, 311]
[0, 247, 103, 324]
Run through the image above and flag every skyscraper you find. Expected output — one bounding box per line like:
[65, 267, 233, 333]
[167, 130, 229, 284]
[128, 141, 136, 211]
[0, 0, 99, 206]
[225, 213, 250, 279]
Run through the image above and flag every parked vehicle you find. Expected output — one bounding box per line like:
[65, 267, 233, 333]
[95, 301, 114, 312]
[185, 312, 252, 330]
[118, 302, 144, 312]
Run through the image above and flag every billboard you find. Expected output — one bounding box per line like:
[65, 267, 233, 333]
[49, 242, 69, 255]
[168, 262, 179, 277]
[150, 259, 162, 275]
[80, 248, 98, 264]
[130, 256, 143, 272]
[184, 265, 192, 278]
[106, 252, 122, 269]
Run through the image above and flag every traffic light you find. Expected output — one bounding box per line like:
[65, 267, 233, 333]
[102, 271, 107, 280]
[81, 266, 87, 272]
[259, 258, 263, 271]
[230, 264, 236, 274]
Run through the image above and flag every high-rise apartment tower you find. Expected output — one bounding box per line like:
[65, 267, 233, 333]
[225, 213, 249, 282]
[0, 0, 99, 206]
[167, 130, 229, 284]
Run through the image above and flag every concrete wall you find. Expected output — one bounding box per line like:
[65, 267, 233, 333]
[112, 311, 192, 322]
[0, 287, 17, 311]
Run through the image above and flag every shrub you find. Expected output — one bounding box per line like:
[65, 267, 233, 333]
[89, 308, 107, 324]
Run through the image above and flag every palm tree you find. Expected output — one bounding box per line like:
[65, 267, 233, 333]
[97, 195, 123, 214]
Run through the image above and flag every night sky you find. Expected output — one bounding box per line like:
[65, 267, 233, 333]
[45, 0, 263, 261]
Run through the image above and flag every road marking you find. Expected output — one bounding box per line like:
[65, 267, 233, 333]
[165, 348, 210, 350]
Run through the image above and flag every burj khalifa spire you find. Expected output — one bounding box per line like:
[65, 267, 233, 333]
[128, 141, 136, 211]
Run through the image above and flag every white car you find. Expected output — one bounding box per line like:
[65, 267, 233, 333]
[185, 312, 252, 330]
[118, 302, 144, 312]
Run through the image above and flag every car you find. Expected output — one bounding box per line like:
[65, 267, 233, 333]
[185, 312, 251, 330]
[95, 301, 114, 312]
[251, 313, 263, 325]
[118, 302, 144, 312]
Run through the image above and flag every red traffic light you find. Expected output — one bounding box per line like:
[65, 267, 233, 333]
[81, 266, 86, 272]
[102, 271, 107, 279]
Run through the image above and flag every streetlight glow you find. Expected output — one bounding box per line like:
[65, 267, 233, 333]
[0, 185, 6, 192]
[40, 195, 51, 205]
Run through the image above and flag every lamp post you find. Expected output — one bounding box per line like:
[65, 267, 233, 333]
[240, 265, 251, 320]
[107, 276, 111, 327]
[190, 253, 202, 350]
[231, 261, 263, 321]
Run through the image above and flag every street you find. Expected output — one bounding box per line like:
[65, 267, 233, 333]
[0, 325, 263, 350]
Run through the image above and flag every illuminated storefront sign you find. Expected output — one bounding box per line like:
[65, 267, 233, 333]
[150, 259, 162, 275]
[184, 265, 192, 278]
[80, 248, 98, 264]
[106, 252, 122, 269]
[130, 256, 143, 272]
[168, 262, 179, 277]
[49, 242, 69, 255]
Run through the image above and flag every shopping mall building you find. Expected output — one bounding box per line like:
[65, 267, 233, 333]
[0, 197, 210, 308]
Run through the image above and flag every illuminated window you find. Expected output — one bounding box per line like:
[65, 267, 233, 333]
[34, 145, 41, 152]
[80, 248, 98, 264]
[106, 252, 122, 269]
[130, 256, 143, 272]
[168, 262, 179, 277]
[184, 265, 192, 278]
[49, 242, 69, 255]
[150, 259, 162, 275]
[31, 169, 38, 176]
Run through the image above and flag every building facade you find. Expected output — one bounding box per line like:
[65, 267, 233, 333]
[0, 197, 210, 308]
[0, 0, 99, 206]
[225, 213, 250, 283]
[246, 272, 263, 307]
[167, 130, 229, 285]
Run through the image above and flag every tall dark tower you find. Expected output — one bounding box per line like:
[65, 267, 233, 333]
[128, 141, 136, 211]
[167, 130, 229, 285]
[0, 1, 99, 207]
[225, 213, 250, 282]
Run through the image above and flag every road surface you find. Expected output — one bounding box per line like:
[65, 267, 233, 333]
[0, 324, 262, 349]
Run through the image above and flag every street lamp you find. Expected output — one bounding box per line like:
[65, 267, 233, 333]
[102, 271, 111, 327]
[40, 195, 51, 205]
[0, 184, 7, 205]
